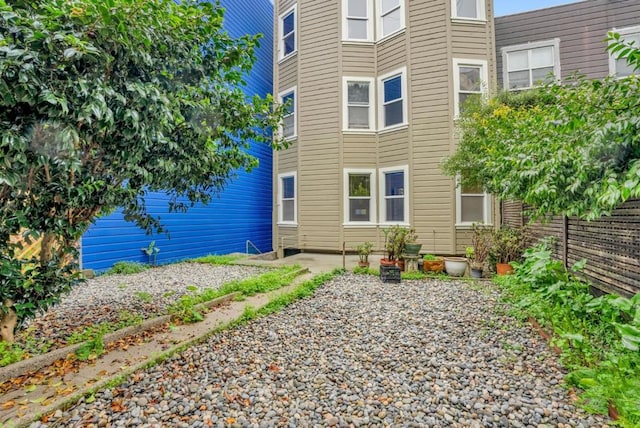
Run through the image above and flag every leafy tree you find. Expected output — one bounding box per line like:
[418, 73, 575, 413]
[443, 33, 640, 222]
[0, 0, 286, 342]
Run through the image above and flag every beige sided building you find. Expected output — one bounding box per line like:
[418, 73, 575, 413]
[273, 0, 498, 256]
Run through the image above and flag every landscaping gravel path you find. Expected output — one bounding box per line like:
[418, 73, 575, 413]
[20, 263, 266, 346]
[34, 273, 609, 427]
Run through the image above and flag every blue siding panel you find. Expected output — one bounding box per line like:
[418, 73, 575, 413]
[81, 0, 274, 272]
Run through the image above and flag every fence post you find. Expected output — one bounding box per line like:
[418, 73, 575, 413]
[563, 215, 569, 268]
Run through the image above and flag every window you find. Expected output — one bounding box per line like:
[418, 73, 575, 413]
[502, 39, 560, 90]
[343, 77, 374, 131]
[279, 86, 296, 139]
[378, 67, 407, 129]
[344, 169, 376, 225]
[379, 166, 408, 224]
[456, 180, 491, 225]
[378, 0, 405, 39]
[452, 0, 485, 21]
[279, 5, 296, 60]
[609, 26, 640, 77]
[278, 172, 297, 225]
[343, 0, 373, 41]
[453, 59, 487, 117]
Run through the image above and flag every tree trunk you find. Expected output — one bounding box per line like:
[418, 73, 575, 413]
[0, 300, 17, 343]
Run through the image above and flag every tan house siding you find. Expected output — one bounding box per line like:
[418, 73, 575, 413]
[274, 0, 495, 255]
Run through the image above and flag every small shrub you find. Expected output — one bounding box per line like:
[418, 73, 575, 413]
[190, 254, 243, 265]
[0, 341, 26, 367]
[134, 291, 153, 303]
[106, 261, 148, 275]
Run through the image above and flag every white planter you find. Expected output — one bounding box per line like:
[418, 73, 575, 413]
[444, 257, 467, 277]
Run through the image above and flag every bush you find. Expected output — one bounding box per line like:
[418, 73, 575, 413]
[106, 262, 149, 275]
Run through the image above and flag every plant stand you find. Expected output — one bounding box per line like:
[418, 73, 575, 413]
[402, 254, 420, 272]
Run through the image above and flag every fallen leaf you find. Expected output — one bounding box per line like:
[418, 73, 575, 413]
[98, 370, 108, 377]
[268, 363, 280, 372]
[29, 397, 46, 404]
[1, 401, 16, 409]
[226, 417, 236, 424]
[25, 384, 37, 393]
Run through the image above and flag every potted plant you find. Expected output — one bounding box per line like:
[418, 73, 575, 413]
[444, 256, 467, 277]
[403, 228, 421, 256]
[381, 226, 408, 270]
[141, 241, 160, 267]
[422, 254, 444, 272]
[491, 226, 527, 275]
[468, 224, 492, 278]
[356, 241, 373, 268]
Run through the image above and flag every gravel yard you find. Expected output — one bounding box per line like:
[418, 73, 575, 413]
[20, 263, 266, 346]
[34, 273, 609, 427]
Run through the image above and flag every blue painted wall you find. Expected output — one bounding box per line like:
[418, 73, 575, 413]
[81, 0, 274, 271]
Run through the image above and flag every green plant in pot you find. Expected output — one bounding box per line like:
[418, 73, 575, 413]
[403, 228, 421, 256]
[356, 241, 373, 268]
[491, 226, 528, 275]
[422, 254, 444, 272]
[468, 224, 492, 278]
[381, 226, 408, 267]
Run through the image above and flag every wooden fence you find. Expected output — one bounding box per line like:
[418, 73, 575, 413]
[502, 199, 640, 297]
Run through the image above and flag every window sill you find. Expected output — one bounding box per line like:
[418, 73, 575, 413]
[278, 223, 298, 228]
[377, 28, 406, 44]
[450, 18, 487, 25]
[455, 223, 493, 230]
[342, 129, 376, 135]
[342, 40, 375, 45]
[278, 51, 298, 65]
[343, 223, 378, 228]
[379, 222, 410, 227]
[378, 124, 409, 134]
[282, 135, 298, 142]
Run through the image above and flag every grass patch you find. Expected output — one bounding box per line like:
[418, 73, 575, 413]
[495, 242, 640, 426]
[167, 265, 303, 323]
[106, 261, 149, 275]
[190, 254, 244, 265]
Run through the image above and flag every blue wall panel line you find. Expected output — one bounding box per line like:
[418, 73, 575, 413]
[81, 0, 274, 272]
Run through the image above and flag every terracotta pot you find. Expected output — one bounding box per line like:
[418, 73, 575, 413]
[358, 261, 370, 268]
[380, 258, 396, 267]
[396, 259, 405, 272]
[496, 263, 514, 275]
[422, 258, 444, 272]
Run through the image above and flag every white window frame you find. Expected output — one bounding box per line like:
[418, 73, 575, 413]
[377, 66, 408, 131]
[278, 86, 297, 140]
[278, 5, 297, 62]
[502, 39, 561, 91]
[451, 0, 486, 22]
[376, 0, 405, 40]
[455, 177, 492, 227]
[342, 0, 374, 42]
[278, 172, 297, 226]
[452, 58, 488, 118]
[608, 25, 640, 77]
[343, 168, 377, 226]
[342, 77, 375, 132]
[379, 165, 409, 225]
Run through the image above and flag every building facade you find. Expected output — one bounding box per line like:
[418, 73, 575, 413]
[81, 0, 275, 271]
[273, 0, 497, 256]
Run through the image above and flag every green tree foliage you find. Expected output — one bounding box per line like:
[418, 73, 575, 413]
[442, 33, 640, 221]
[0, 0, 285, 339]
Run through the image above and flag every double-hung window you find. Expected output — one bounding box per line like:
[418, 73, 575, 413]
[343, 77, 374, 131]
[378, 67, 407, 129]
[279, 87, 296, 139]
[279, 6, 296, 61]
[378, 0, 405, 39]
[344, 169, 376, 225]
[379, 166, 408, 224]
[609, 25, 640, 77]
[453, 59, 487, 117]
[343, 0, 373, 41]
[502, 40, 560, 90]
[452, 0, 485, 21]
[456, 180, 491, 226]
[278, 172, 297, 225]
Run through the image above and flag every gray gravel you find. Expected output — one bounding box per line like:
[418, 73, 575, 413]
[21, 263, 266, 345]
[34, 273, 610, 427]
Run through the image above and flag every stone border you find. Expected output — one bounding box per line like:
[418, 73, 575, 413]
[0, 293, 239, 384]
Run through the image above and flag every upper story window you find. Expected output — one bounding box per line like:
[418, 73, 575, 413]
[378, 0, 405, 39]
[343, 77, 375, 131]
[453, 59, 487, 118]
[343, 0, 373, 42]
[502, 39, 560, 90]
[344, 169, 376, 225]
[609, 25, 640, 77]
[278, 172, 297, 225]
[279, 86, 296, 139]
[452, 0, 485, 21]
[379, 165, 409, 224]
[378, 67, 407, 129]
[279, 5, 297, 61]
